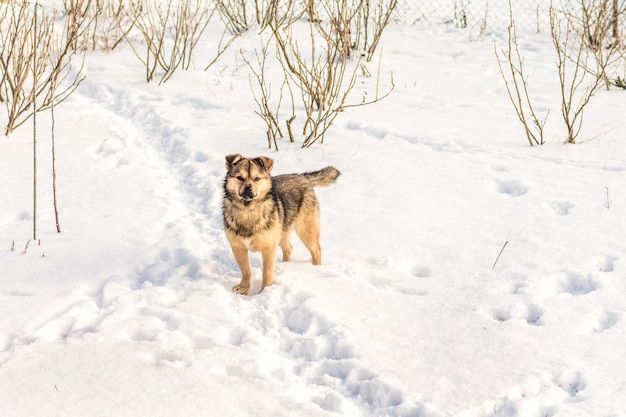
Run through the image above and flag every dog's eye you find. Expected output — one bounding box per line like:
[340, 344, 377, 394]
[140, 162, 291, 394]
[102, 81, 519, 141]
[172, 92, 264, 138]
[253, 177, 261, 182]
[236, 176, 244, 181]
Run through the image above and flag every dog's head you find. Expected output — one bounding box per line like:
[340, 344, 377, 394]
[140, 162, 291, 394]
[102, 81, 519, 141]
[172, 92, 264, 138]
[224, 154, 274, 203]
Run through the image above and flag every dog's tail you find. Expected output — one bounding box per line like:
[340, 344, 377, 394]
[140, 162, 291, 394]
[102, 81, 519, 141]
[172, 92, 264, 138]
[302, 166, 341, 187]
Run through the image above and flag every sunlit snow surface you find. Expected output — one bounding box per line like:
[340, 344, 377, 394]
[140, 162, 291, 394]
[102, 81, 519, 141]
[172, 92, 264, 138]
[1, 8, 625, 417]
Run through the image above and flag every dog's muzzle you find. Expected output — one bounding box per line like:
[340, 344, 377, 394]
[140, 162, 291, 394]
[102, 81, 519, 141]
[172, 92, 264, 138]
[241, 186, 255, 201]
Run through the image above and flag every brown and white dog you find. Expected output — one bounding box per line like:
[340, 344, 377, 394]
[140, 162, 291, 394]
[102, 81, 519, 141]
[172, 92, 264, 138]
[222, 154, 340, 295]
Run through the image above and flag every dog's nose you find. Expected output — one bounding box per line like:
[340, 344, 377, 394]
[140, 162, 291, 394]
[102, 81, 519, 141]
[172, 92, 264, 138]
[241, 186, 254, 201]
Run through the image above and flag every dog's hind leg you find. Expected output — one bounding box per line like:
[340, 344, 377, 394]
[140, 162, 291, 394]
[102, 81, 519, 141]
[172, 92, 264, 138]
[295, 216, 322, 265]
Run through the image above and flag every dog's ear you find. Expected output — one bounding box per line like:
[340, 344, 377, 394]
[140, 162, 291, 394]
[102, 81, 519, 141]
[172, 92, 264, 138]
[255, 156, 274, 173]
[225, 154, 244, 170]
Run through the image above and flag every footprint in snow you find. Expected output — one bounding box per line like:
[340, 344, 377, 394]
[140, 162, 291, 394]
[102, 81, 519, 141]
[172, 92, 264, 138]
[244, 288, 424, 415]
[560, 271, 600, 296]
[548, 201, 574, 215]
[490, 370, 583, 416]
[594, 254, 619, 272]
[495, 179, 528, 197]
[411, 264, 432, 278]
[490, 302, 544, 326]
[537, 270, 600, 299]
[555, 369, 586, 397]
[582, 310, 620, 334]
[364, 257, 431, 296]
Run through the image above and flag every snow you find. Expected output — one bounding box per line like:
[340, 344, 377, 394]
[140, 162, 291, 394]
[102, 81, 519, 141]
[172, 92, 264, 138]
[2, 9, 626, 417]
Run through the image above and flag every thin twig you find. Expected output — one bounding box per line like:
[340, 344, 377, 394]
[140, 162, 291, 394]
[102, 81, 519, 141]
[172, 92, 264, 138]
[492, 241, 509, 270]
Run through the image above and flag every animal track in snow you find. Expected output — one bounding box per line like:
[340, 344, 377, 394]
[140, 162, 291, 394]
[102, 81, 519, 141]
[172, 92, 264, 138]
[538, 270, 600, 299]
[411, 264, 433, 278]
[30, 299, 101, 342]
[548, 201, 574, 215]
[582, 310, 620, 334]
[491, 164, 509, 173]
[486, 369, 586, 417]
[364, 256, 431, 296]
[555, 369, 586, 397]
[490, 302, 544, 326]
[495, 179, 528, 197]
[559, 271, 600, 296]
[241, 289, 422, 415]
[594, 254, 619, 272]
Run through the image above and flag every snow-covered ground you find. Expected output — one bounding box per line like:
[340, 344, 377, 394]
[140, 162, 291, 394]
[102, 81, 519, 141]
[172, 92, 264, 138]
[1, 8, 626, 417]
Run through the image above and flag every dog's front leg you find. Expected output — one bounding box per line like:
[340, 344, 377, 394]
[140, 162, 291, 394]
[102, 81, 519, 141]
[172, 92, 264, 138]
[260, 246, 277, 291]
[231, 244, 252, 295]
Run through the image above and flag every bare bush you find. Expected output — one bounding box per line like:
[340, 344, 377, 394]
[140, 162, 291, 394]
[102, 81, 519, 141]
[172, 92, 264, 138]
[211, 0, 301, 72]
[564, 0, 624, 49]
[270, 18, 393, 148]
[313, 0, 398, 62]
[315, 0, 355, 59]
[355, 0, 398, 61]
[241, 40, 294, 151]
[563, 0, 626, 89]
[123, 0, 213, 84]
[551, 6, 605, 144]
[271, 21, 356, 147]
[62, 0, 134, 51]
[0, 2, 88, 135]
[495, 0, 547, 146]
[253, 0, 302, 31]
[214, 0, 254, 35]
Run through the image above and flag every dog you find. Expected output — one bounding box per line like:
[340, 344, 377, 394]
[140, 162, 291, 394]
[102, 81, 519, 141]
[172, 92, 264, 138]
[222, 154, 340, 295]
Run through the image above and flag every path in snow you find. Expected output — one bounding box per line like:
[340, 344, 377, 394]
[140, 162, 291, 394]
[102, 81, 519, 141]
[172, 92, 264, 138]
[0, 66, 428, 416]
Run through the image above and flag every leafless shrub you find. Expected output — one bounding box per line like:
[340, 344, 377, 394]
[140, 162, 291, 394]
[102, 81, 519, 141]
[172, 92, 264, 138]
[315, 0, 355, 59]
[241, 40, 294, 150]
[123, 0, 213, 84]
[551, 6, 605, 144]
[368, 1, 401, 55]
[63, 0, 132, 51]
[214, 0, 254, 35]
[204, 0, 289, 71]
[565, 0, 623, 50]
[564, 0, 626, 88]
[253, 0, 302, 31]
[0, 2, 88, 135]
[271, 22, 353, 147]
[270, 18, 393, 148]
[495, 0, 547, 146]
[314, 0, 397, 62]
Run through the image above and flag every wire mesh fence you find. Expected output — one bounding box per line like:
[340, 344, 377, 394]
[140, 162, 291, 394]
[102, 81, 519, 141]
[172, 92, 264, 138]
[392, 0, 564, 33]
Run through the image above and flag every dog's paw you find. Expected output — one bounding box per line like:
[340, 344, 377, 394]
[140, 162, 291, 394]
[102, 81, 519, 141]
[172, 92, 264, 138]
[232, 284, 250, 295]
